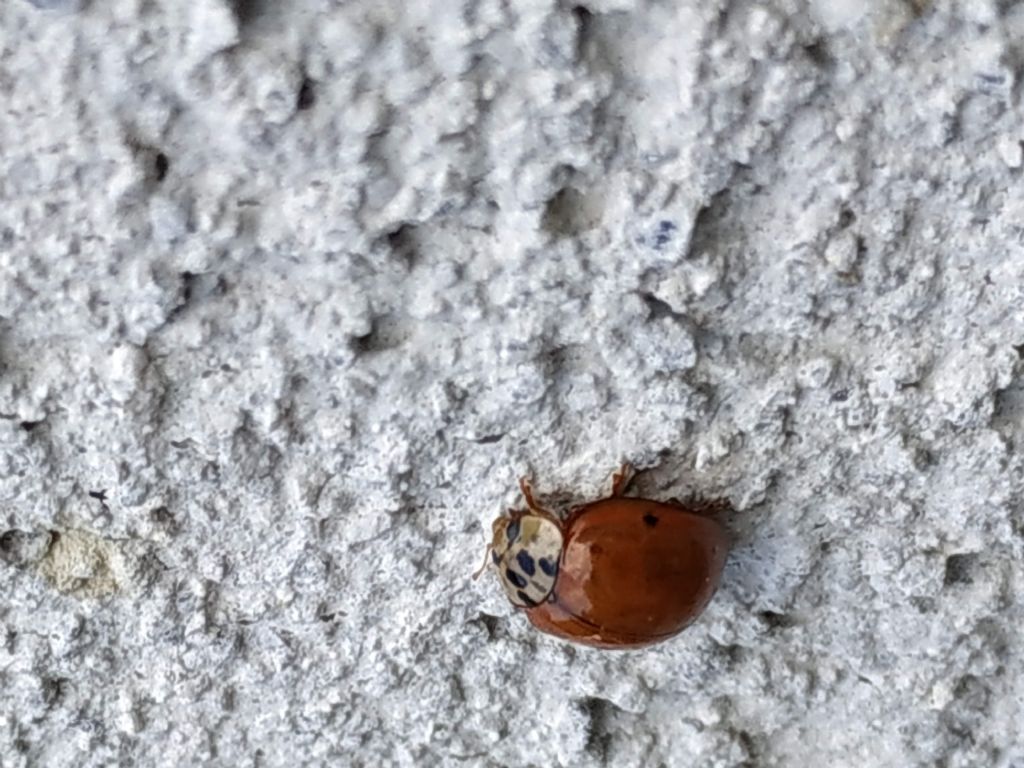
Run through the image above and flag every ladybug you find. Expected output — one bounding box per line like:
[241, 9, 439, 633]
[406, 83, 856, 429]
[479, 465, 729, 649]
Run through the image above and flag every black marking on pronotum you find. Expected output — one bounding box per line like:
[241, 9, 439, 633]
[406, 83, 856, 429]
[505, 520, 521, 543]
[517, 590, 538, 607]
[643, 513, 659, 528]
[506, 569, 528, 589]
[491, 550, 501, 565]
[538, 556, 557, 577]
[515, 550, 536, 576]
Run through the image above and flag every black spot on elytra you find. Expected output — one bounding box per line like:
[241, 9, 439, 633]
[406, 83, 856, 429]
[539, 556, 557, 577]
[515, 550, 536, 576]
[506, 569, 527, 589]
[643, 513, 659, 527]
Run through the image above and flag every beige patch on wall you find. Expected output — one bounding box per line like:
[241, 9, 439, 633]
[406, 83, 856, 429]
[35, 529, 131, 598]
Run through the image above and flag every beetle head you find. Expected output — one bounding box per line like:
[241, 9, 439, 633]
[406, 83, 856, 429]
[488, 512, 562, 607]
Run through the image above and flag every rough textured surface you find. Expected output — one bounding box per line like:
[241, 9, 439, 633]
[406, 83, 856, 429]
[2, 0, 1024, 765]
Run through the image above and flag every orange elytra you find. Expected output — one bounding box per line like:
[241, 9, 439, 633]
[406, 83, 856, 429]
[482, 464, 729, 649]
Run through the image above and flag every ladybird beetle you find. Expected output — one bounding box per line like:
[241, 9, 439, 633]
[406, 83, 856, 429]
[480, 465, 729, 649]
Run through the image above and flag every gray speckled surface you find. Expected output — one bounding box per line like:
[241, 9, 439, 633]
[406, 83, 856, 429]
[2, 1, 1024, 766]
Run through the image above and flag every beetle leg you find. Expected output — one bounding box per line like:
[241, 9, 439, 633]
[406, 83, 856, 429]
[519, 476, 553, 516]
[698, 497, 733, 516]
[472, 543, 494, 580]
[610, 462, 635, 496]
[674, 494, 732, 517]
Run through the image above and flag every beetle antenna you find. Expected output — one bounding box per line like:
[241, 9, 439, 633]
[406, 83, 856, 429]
[472, 543, 493, 580]
[519, 476, 554, 515]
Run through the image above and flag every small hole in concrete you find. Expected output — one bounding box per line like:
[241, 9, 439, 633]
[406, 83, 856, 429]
[944, 553, 978, 587]
[154, 152, 169, 181]
[296, 77, 315, 111]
